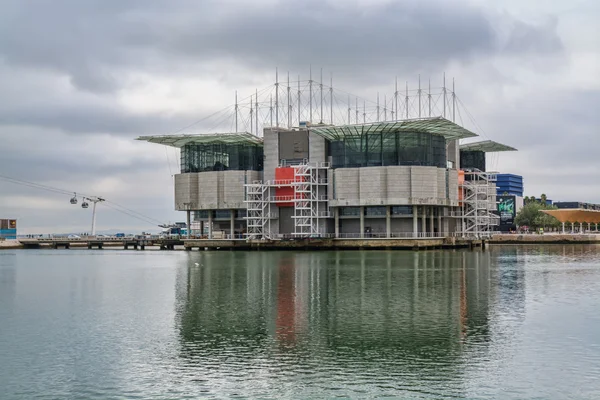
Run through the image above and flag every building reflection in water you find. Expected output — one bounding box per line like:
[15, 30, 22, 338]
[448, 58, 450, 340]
[175, 250, 502, 389]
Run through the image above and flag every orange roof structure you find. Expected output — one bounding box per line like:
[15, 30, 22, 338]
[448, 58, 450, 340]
[541, 209, 600, 223]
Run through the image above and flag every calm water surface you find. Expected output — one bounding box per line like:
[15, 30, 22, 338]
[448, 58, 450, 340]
[1, 246, 600, 399]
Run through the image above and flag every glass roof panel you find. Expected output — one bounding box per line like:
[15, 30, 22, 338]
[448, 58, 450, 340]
[136, 132, 263, 148]
[460, 140, 517, 152]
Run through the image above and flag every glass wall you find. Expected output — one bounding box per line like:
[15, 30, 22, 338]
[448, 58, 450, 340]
[330, 131, 446, 169]
[460, 150, 486, 172]
[181, 143, 263, 173]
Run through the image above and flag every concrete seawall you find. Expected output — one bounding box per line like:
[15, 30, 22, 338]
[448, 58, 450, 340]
[489, 234, 600, 245]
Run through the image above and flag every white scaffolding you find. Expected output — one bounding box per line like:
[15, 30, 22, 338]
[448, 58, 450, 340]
[460, 170, 499, 238]
[244, 181, 271, 239]
[291, 161, 330, 237]
[243, 160, 330, 240]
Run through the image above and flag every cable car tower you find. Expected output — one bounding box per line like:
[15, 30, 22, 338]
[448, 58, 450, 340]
[70, 194, 105, 235]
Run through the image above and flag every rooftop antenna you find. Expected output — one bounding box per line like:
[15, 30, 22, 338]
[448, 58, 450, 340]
[235, 90, 238, 132]
[309, 66, 313, 123]
[275, 68, 279, 127]
[320, 68, 323, 124]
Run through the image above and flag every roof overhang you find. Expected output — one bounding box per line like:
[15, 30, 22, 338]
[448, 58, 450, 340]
[460, 140, 517, 152]
[541, 209, 600, 223]
[136, 132, 263, 148]
[309, 117, 478, 141]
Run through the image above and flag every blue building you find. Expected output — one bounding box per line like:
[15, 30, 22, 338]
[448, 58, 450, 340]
[0, 219, 17, 240]
[496, 174, 523, 197]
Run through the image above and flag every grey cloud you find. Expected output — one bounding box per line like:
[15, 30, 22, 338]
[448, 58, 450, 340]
[0, 0, 563, 94]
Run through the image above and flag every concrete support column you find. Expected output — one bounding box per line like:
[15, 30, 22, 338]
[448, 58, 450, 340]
[438, 210, 442, 237]
[412, 206, 418, 238]
[230, 210, 235, 239]
[200, 221, 204, 238]
[359, 207, 365, 239]
[421, 207, 427, 238]
[386, 206, 391, 238]
[334, 208, 340, 238]
[429, 207, 435, 237]
[208, 211, 213, 239]
[562, 222, 565, 234]
[579, 222, 583, 234]
[186, 210, 191, 239]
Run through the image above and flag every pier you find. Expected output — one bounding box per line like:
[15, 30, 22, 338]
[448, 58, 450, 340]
[18, 237, 183, 250]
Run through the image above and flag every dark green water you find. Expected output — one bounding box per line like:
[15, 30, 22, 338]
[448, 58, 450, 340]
[1, 246, 600, 399]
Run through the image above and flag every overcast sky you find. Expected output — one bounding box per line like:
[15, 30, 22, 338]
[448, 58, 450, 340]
[1, 0, 598, 234]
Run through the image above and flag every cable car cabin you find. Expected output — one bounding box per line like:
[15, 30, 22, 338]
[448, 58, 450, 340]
[70, 193, 78, 204]
[81, 201, 89, 209]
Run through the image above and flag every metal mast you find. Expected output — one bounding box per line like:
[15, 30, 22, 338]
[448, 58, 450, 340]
[418, 75, 421, 118]
[330, 73, 333, 125]
[428, 78, 432, 117]
[287, 72, 291, 128]
[355, 98, 359, 124]
[377, 92, 380, 121]
[363, 100, 366, 123]
[443, 73, 447, 118]
[384, 95, 387, 121]
[320, 68, 323, 124]
[452, 78, 456, 123]
[395, 77, 398, 121]
[255, 89, 259, 135]
[270, 94, 273, 127]
[235, 91, 238, 132]
[250, 95, 253, 135]
[297, 76, 301, 125]
[275, 68, 279, 127]
[405, 82, 409, 119]
[309, 66, 313, 123]
[347, 95, 351, 124]
[88, 197, 105, 236]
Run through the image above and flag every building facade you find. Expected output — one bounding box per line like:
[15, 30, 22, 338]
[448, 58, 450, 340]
[140, 118, 515, 239]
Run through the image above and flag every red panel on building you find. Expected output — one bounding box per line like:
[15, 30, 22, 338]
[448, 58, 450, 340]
[275, 167, 295, 207]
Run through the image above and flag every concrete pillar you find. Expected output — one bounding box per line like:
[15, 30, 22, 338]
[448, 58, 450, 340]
[429, 207, 435, 237]
[208, 211, 213, 239]
[334, 208, 340, 238]
[562, 222, 565, 234]
[421, 206, 427, 238]
[412, 205, 418, 238]
[437, 209, 442, 236]
[386, 206, 391, 238]
[186, 210, 191, 239]
[230, 209, 235, 239]
[579, 222, 583, 234]
[359, 206, 365, 239]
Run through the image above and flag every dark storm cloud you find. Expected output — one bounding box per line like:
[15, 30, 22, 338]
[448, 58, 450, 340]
[0, 0, 563, 94]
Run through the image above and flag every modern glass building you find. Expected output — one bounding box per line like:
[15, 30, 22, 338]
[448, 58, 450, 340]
[496, 174, 524, 197]
[139, 118, 517, 239]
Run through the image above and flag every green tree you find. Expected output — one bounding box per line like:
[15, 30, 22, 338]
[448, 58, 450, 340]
[515, 201, 560, 230]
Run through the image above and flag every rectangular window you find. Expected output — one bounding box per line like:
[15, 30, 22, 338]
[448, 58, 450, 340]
[391, 206, 412, 215]
[365, 206, 386, 216]
[340, 207, 360, 216]
[194, 210, 211, 220]
[214, 210, 231, 219]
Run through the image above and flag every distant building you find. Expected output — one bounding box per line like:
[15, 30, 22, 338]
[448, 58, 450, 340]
[554, 202, 600, 211]
[495, 174, 524, 197]
[0, 219, 17, 240]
